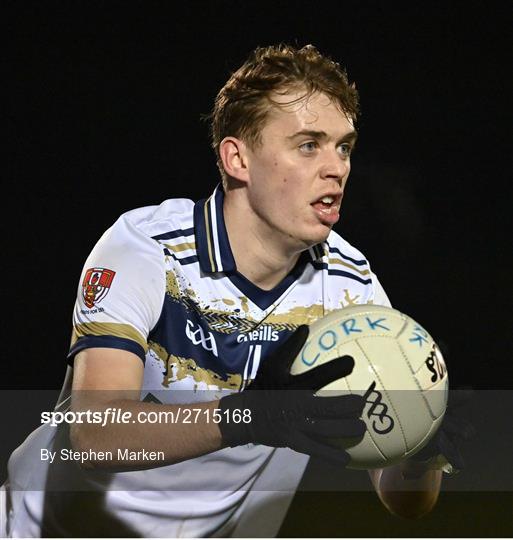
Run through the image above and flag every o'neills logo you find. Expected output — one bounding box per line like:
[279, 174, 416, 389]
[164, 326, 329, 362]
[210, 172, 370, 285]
[237, 326, 279, 343]
[82, 267, 116, 309]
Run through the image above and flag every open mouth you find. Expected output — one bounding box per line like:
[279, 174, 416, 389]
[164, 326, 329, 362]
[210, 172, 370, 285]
[311, 195, 341, 225]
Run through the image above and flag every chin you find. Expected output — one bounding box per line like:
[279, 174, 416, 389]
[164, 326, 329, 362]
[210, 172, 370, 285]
[299, 224, 332, 248]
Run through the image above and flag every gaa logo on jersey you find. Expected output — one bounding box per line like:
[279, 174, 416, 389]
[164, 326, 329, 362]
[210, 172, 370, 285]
[82, 267, 116, 309]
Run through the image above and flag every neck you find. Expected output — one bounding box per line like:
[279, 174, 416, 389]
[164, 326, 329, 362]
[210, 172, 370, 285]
[224, 191, 301, 291]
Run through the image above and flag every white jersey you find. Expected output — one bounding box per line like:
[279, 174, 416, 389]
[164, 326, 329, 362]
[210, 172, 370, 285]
[3, 185, 390, 537]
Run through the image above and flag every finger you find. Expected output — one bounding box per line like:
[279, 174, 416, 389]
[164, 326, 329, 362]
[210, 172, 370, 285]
[290, 431, 351, 467]
[251, 326, 310, 389]
[301, 417, 366, 439]
[276, 325, 310, 372]
[292, 355, 355, 391]
[308, 394, 366, 418]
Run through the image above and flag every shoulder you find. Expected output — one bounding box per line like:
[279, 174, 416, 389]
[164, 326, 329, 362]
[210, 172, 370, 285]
[324, 230, 391, 307]
[117, 197, 195, 238]
[325, 230, 369, 266]
[98, 198, 195, 249]
[323, 230, 371, 285]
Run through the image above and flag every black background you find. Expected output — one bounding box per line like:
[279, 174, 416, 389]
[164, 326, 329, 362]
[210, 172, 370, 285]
[3, 1, 512, 536]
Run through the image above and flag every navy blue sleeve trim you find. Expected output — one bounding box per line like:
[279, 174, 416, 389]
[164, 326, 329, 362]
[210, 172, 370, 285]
[311, 262, 372, 285]
[151, 227, 195, 241]
[67, 336, 146, 366]
[328, 245, 367, 266]
[163, 248, 198, 266]
[328, 269, 372, 285]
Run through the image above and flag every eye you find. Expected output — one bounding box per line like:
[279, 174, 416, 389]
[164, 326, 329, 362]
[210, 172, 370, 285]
[299, 141, 318, 154]
[337, 143, 353, 158]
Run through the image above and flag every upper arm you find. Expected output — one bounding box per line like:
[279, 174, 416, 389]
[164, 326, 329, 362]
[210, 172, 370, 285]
[68, 214, 166, 366]
[71, 347, 144, 415]
[69, 347, 144, 456]
[72, 347, 144, 393]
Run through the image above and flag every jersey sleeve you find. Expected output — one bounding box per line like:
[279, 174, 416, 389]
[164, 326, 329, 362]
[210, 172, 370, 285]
[370, 272, 392, 308]
[68, 213, 166, 364]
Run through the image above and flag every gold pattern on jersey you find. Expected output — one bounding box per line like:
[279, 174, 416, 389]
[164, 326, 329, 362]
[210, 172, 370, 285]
[263, 304, 328, 327]
[343, 289, 361, 305]
[328, 258, 370, 276]
[192, 302, 328, 333]
[164, 277, 333, 334]
[148, 340, 241, 390]
[72, 322, 148, 351]
[166, 271, 181, 299]
[164, 241, 196, 253]
[240, 296, 250, 313]
[163, 267, 349, 333]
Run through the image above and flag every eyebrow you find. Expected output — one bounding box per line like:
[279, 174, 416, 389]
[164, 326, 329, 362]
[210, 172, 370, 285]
[287, 129, 358, 144]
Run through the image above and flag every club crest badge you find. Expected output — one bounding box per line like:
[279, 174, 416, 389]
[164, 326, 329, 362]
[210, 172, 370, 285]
[82, 267, 116, 308]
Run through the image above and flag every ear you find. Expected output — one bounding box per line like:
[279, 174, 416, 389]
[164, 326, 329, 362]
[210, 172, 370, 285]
[219, 137, 250, 182]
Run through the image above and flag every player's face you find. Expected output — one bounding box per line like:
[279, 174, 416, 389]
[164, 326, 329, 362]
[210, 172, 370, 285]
[245, 89, 356, 251]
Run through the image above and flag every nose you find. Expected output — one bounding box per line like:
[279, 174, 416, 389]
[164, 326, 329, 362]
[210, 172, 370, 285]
[320, 149, 350, 185]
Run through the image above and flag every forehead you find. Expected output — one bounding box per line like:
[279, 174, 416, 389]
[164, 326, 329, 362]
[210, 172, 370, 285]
[262, 89, 354, 137]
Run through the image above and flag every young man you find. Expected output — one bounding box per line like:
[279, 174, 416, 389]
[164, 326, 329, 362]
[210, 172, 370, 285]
[2, 44, 448, 537]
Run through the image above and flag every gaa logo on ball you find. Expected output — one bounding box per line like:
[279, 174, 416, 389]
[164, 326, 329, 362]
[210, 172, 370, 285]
[291, 304, 449, 469]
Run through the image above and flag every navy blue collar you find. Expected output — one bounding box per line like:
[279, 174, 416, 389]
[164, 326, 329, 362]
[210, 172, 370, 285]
[193, 185, 326, 275]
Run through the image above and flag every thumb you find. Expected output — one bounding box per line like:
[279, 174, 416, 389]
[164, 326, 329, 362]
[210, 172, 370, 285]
[273, 325, 310, 373]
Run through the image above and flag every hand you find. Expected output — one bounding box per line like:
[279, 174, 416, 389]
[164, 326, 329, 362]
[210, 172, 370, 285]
[409, 387, 475, 474]
[219, 325, 366, 465]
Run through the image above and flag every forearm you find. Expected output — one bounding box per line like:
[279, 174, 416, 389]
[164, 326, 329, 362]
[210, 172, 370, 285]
[369, 460, 442, 519]
[70, 398, 224, 471]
